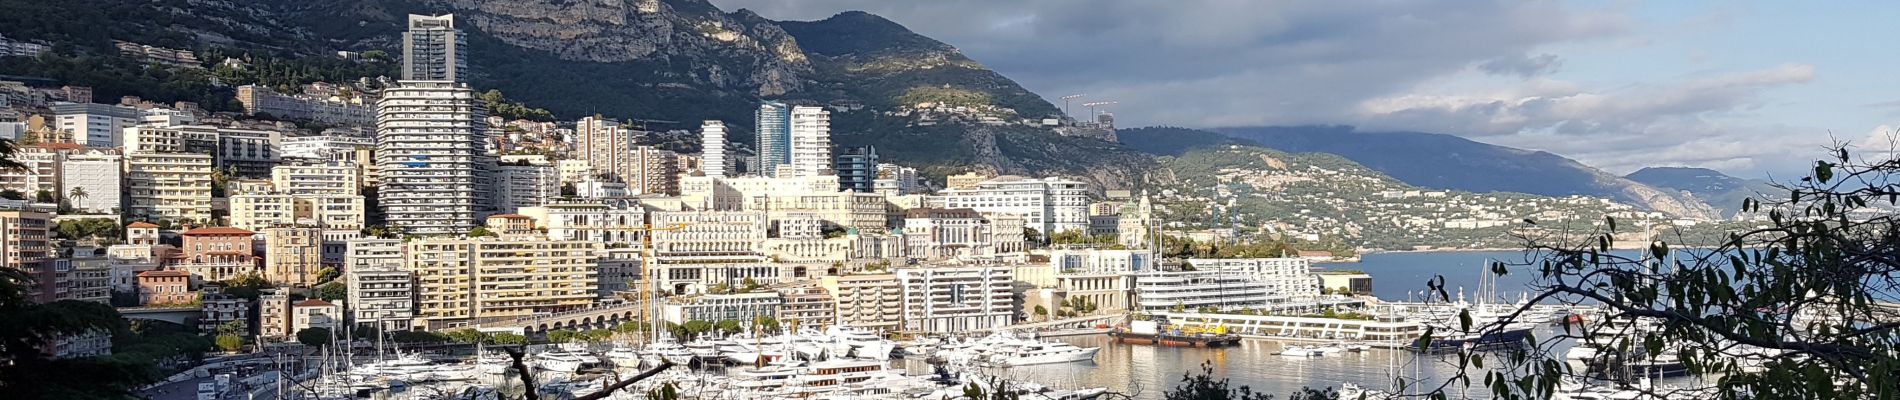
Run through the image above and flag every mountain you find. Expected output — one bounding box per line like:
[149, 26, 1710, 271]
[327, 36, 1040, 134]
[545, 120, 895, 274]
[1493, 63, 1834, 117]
[1625, 167, 1775, 217]
[0, 0, 1149, 189]
[1120, 126, 1720, 219]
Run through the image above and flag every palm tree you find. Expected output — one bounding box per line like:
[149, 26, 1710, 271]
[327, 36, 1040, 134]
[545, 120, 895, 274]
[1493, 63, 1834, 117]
[66, 187, 88, 212]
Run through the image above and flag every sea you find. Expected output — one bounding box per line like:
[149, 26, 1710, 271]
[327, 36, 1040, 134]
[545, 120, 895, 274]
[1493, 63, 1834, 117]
[894, 250, 1681, 399]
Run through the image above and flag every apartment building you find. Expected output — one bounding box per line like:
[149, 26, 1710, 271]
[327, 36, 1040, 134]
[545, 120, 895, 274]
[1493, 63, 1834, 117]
[375, 80, 491, 235]
[0, 211, 52, 301]
[272, 162, 360, 195]
[820, 274, 902, 331]
[123, 152, 214, 223]
[632, 145, 679, 195]
[835, 146, 877, 192]
[661, 292, 783, 324]
[234, 85, 374, 126]
[519, 198, 647, 243]
[648, 211, 771, 293]
[494, 163, 558, 214]
[291, 299, 342, 333]
[895, 267, 1015, 333]
[348, 266, 416, 331]
[262, 227, 324, 287]
[576, 116, 632, 181]
[755, 101, 790, 177]
[700, 120, 728, 178]
[788, 106, 831, 177]
[777, 287, 837, 329]
[258, 289, 291, 341]
[171, 227, 256, 283]
[60, 148, 122, 213]
[408, 237, 599, 330]
[135, 270, 193, 305]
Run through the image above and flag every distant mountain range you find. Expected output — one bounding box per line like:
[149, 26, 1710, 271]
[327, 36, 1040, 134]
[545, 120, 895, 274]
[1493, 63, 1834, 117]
[1624, 167, 1776, 217]
[1120, 126, 1724, 219]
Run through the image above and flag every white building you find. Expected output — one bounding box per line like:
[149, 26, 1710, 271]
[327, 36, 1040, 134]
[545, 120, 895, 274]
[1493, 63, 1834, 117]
[821, 274, 903, 331]
[1134, 270, 1279, 313]
[941, 176, 1090, 236]
[576, 116, 633, 181]
[281, 132, 374, 161]
[648, 211, 775, 294]
[902, 208, 1001, 260]
[52, 102, 138, 148]
[519, 198, 647, 243]
[788, 106, 831, 177]
[60, 149, 122, 213]
[291, 299, 343, 333]
[661, 292, 782, 324]
[375, 81, 491, 235]
[271, 162, 359, 195]
[347, 267, 415, 331]
[1184, 258, 1320, 302]
[896, 266, 1015, 333]
[494, 163, 558, 213]
[699, 120, 728, 178]
[401, 14, 467, 82]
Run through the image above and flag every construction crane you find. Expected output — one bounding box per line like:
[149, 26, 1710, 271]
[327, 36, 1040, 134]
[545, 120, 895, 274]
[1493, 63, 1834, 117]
[1061, 94, 1086, 118]
[1083, 101, 1118, 120]
[637, 222, 692, 341]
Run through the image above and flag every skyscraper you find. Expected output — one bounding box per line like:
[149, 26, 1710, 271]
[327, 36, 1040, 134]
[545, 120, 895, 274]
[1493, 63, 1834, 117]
[401, 15, 467, 82]
[576, 116, 631, 181]
[700, 120, 728, 178]
[788, 106, 831, 177]
[755, 101, 790, 177]
[378, 14, 489, 235]
[835, 146, 877, 192]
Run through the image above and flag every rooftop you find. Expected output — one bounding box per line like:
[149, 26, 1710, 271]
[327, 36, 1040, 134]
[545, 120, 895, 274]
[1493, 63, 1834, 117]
[181, 227, 254, 236]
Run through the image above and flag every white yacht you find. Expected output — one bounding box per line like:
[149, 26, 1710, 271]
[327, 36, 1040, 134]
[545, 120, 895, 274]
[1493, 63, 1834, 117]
[533, 350, 602, 373]
[1279, 346, 1320, 357]
[644, 339, 697, 365]
[988, 341, 1101, 366]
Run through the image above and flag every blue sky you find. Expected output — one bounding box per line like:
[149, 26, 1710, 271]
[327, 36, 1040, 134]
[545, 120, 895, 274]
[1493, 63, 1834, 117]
[715, 1, 1897, 178]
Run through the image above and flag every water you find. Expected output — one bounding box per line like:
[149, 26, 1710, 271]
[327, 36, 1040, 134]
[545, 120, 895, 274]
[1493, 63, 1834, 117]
[904, 250, 1633, 398]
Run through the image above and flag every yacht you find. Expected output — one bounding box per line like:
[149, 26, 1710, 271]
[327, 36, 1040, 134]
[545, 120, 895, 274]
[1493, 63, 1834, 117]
[988, 341, 1101, 367]
[645, 340, 697, 365]
[1278, 346, 1320, 357]
[534, 350, 602, 373]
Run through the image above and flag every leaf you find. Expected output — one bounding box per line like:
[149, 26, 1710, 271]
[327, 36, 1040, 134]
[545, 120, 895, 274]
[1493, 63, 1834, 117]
[1459, 309, 1473, 333]
[1815, 161, 1834, 183]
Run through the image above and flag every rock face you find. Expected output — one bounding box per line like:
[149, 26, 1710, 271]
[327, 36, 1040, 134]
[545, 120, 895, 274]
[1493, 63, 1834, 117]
[1626, 167, 1776, 217]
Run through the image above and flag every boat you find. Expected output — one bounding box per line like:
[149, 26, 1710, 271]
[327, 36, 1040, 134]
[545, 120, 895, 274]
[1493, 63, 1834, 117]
[1311, 345, 1346, 355]
[533, 350, 602, 373]
[644, 339, 697, 365]
[1278, 346, 1319, 357]
[987, 341, 1101, 366]
[1109, 320, 1242, 347]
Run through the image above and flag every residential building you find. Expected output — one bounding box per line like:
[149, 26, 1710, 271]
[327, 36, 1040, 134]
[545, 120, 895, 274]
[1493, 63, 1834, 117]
[873, 164, 921, 195]
[376, 80, 490, 235]
[122, 125, 217, 154]
[557, 159, 592, 185]
[648, 211, 772, 294]
[401, 14, 467, 82]
[1318, 272, 1373, 296]
[171, 227, 257, 283]
[291, 299, 342, 333]
[941, 176, 1090, 236]
[52, 102, 137, 147]
[259, 289, 291, 340]
[134, 270, 193, 305]
[2, 211, 52, 301]
[788, 106, 830, 177]
[595, 248, 641, 299]
[835, 146, 877, 192]
[123, 152, 213, 223]
[755, 101, 790, 177]
[114, 41, 200, 68]
[945, 172, 989, 190]
[59, 148, 123, 213]
[483, 214, 537, 237]
[45, 256, 110, 304]
[408, 237, 599, 329]
[1185, 258, 1320, 303]
[0, 146, 63, 202]
[0, 34, 47, 57]
[896, 267, 1015, 333]
[262, 227, 324, 287]
[576, 116, 632, 181]
[777, 287, 836, 329]
[272, 162, 359, 195]
[1133, 270, 1279, 313]
[215, 128, 283, 177]
[1049, 248, 1155, 274]
[199, 291, 250, 333]
[699, 120, 728, 178]
[234, 85, 374, 126]
[281, 131, 375, 162]
[820, 274, 902, 331]
[345, 238, 405, 272]
[228, 192, 365, 231]
[632, 145, 679, 195]
[661, 292, 782, 324]
[494, 163, 558, 213]
[349, 266, 416, 331]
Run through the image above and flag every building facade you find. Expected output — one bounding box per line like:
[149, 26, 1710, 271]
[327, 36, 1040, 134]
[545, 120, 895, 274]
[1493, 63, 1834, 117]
[408, 237, 599, 329]
[895, 267, 1015, 333]
[788, 106, 831, 177]
[755, 101, 790, 177]
[375, 81, 490, 235]
[699, 120, 727, 178]
[52, 102, 137, 147]
[123, 152, 214, 223]
[941, 176, 1090, 236]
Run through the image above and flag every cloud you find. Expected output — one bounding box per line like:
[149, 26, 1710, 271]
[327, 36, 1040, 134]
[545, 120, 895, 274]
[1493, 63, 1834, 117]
[1477, 53, 1564, 77]
[713, 0, 1632, 128]
[1353, 64, 1817, 173]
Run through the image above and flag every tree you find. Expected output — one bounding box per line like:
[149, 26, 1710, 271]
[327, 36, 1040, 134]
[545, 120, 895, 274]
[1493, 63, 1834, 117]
[214, 334, 244, 352]
[491, 332, 527, 345]
[468, 226, 495, 238]
[1034, 305, 1049, 321]
[1023, 227, 1044, 244]
[218, 275, 269, 300]
[314, 267, 340, 284]
[445, 328, 488, 344]
[1164, 362, 1336, 400]
[680, 320, 713, 340]
[0, 189, 22, 200]
[0, 267, 158, 399]
[547, 329, 578, 343]
[752, 315, 779, 334]
[715, 320, 742, 334]
[66, 187, 87, 211]
[740, 277, 761, 292]
[296, 327, 331, 347]
[33, 189, 52, 203]
[1429, 145, 1900, 400]
[314, 281, 347, 302]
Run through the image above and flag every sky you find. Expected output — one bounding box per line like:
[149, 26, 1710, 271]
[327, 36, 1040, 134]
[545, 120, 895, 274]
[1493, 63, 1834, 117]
[709, 0, 1900, 178]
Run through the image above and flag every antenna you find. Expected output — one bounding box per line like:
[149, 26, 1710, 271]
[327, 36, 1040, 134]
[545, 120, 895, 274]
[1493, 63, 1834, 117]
[1083, 101, 1118, 120]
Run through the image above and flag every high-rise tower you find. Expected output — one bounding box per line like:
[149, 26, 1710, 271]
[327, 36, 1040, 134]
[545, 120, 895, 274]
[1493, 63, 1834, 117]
[788, 106, 831, 177]
[401, 15, 467, 82]
[700, 121, 728, 178]
[754, 101, 790, 177]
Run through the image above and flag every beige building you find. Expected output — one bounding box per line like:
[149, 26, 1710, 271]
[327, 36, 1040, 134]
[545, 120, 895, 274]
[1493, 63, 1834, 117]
[408, 237, 600, 330]
[945, 171, 989, 190]
[258, 289, 292, 341]
[777, 287, 836, 329]
[262, 227, 324, 287]
[229, 193, 365, 231]
[124, 152, 213, 223]
[820, 274, 902, 332]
